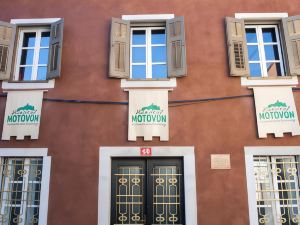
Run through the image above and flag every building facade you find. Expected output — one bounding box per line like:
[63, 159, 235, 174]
[0, 1, 300, 225]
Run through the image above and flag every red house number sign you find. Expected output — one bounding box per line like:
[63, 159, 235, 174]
[140, 148, 152, 156]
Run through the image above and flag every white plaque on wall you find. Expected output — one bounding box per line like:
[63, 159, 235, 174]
[128, 89, 169, 141]
[211, 154, 231, 170]
[252, 86, 300, 138]
[2, 90, 44, 140]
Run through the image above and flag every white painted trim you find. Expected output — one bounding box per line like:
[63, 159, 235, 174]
[10, 18, 61, 25]
[235, 13, 288, 20]
[2, 80, 55, 90]
[245, 146, 300, 155]
[121, 78, 176, 88]
[244, 146, 300, 225]
[241, 76, 298, 86]
[122, 14, 174, 21]
[0, 148, 48, 156]
[39, 156, 51, 225]
[98, 146, 197, 225]
[245, 153, 259, 225]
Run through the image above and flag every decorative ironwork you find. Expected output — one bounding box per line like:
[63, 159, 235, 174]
[151, 166, 182, 225]
[0, 157, 43, 225]
[114, 166, 145, 225]
[254, 156, 300, 225]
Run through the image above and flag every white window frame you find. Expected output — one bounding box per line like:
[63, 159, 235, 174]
[98, 146, 198, 225]
[246, 25, 285, 78]
[14, 27, 51, 81]
[121, 14, 177, 89]
[2, 18, 61, 90]
[130, 27, 167, 79]
[235, 13, 299, 86]
[245, 146, 300, 225]
[0, 148, 51, 225]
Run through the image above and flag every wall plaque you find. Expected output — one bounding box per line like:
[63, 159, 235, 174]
[211, 154, 231, 170]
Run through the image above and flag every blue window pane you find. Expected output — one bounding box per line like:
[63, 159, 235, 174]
[249, 63, 262, 77]
[20, 49, 34, 65]
[132, 65, 146, 79]
[264, 45, 279, 60]
[22, 33, 36, 47]
[152, 65, 167, 79]
[132, 30, 146, 45]
[37, 66, 47, 80]
[40, 32, 50, 47]
[38, 49, 49, 64]
[151, 29, 166, 44]
[246, 28, 257, 43]
[19, 67, 32, 81]
[247, 45, 260, 61]
[262, 28, 277, 42]
[152, 46, 166, 62]
[132, 47, 146, 63]
[266, 63, 282, 76]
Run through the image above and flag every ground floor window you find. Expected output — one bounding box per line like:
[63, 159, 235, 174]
[245, 147, 300, 225]
[0, 149, 51, 225]
[111, 158, 184, 225]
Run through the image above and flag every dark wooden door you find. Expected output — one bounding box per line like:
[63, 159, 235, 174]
[111, 158, 185, 225]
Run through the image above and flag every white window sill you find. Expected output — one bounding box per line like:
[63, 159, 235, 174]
[122, 14, 174, 21]
[235, 12, 288, 20]
[2, 80, 55, 90]
[121, 78, 176, 89]
[241, 76, 298, 86]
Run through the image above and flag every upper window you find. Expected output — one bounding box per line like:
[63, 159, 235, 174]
[109, 16, 187, 80]
[131, 27, 167, 79]
[225, 15, 300, 78]
[246, 25, 285, 77]
[0, 19, 64, 82]
[14, 27, 51, 81]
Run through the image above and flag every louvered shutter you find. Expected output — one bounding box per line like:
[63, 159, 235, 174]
[166, 16, 187, 77]
[109, 18, 130, 78]
[282, 15, 300, 76]
[225, 17, 250, 76]
[46, 19, 64, 79]
[0, 21, 16, 80]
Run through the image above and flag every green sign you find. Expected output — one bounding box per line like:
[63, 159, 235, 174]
[132, 103, 167, 126]
[7, 104, 40, 125]
[259, 100, 295, 121]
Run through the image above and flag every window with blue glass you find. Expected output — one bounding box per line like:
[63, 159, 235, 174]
[245, 25, 285, 77]
[131, 27, 167, 79]
[14, 27, 50, 81]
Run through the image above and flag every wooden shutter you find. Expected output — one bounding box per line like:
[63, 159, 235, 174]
[166, 16, 187, 77]
[282, 15, 300, 76]
[47, 19, 64, 79]
[225, 17, 250, 76]
[109, 18, 130, 78]
[0, 21, 16, 80]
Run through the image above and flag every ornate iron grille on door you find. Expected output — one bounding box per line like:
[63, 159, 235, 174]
[111, 158, 185, 225]
[254, 156, 300, 225]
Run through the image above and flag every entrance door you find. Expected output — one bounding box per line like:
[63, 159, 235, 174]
[111, 158, 185, 225]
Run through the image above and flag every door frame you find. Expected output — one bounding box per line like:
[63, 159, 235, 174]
[98, 146, 197, 225]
